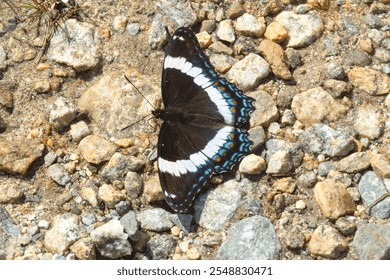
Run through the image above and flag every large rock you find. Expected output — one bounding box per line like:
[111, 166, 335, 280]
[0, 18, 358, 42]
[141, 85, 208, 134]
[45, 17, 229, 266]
[78, 135, 117, 164]
[298, 124, 355, 157]
[227, 54, 270, 91]
[217, 216, 281, 259]
[47, 19, 101, 71]
[348, 67, 390, 95]
[77, 70, 159, 137]
[0, 138, 44, 175]
[275, 11, 324, 48]
[291, 87, 348, 127]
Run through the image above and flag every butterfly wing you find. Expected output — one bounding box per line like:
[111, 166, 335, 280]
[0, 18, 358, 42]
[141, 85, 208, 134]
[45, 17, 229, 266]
[162, 27, 255, 127]
[157, 121, 252, 213]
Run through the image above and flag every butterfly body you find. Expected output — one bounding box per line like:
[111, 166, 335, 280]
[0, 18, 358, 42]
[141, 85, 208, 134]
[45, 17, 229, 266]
[156, 27, 255, 213]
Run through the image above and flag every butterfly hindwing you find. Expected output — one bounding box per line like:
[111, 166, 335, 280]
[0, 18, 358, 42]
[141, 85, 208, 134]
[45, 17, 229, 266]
[157, 121, 252, 213]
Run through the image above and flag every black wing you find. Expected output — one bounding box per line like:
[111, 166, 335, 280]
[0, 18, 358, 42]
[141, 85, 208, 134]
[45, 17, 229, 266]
[157, 121, 252, 213]
[162, 27, 255, 127]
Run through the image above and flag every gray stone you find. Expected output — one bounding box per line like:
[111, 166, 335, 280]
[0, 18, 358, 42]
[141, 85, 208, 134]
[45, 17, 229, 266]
[345, 49, 372, 66]
[48, 97, 78, 131]
[70, 121, 91, 142]
[298, 124, 355, 157]
[194, 180, 242, 231]
[334, 216, 357, 235]
[358, 171, 390, 219]
[227, 54, 270, 91]
[318, 161, 337, 177]
[266, 139, 303, 175]
[275, 11, 324, 48]
[126, 23, 140, 36]
[248, 90, 278, 127]
[352, 223, 390, 260]
[217, 216, 281, 260]
[47, 19, 101, 71]
[47, 164, 71, 186]
[365, 14, 383, 29]
[120, 211, 139, 241]
[0, 206, 20, 259]
[297, 171, 317, 188]
[0, 46, 6, 65]
[44, 151, 58, 166]
[375, 48, 390, 63]
[124, 171, 143, 198]
[137, 208, 173, 231]
[147, 234, 176, 260]
[325, 62, 345, 80]
[115, 201, 131, 216]
[148, 14, 167, 50]
[169, 214, 193, 234]
[248, 126, 266, 152]
[102, 153, 144, 182]
[285, 227, 305, 250]
[81, 213, 96, 226]
[156, 0, 197, 28]
[337, 152, 371, 173]
[44, 213, 81, 254]
[217, 19, 236, 43]
[90, 219, 132, 259]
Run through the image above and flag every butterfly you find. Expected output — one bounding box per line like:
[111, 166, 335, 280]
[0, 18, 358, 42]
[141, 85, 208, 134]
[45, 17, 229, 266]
[152, 27, 255, 213]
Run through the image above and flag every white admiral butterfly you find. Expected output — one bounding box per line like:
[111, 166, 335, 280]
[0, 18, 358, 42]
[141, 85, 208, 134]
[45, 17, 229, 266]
[153, 27, 255, 213]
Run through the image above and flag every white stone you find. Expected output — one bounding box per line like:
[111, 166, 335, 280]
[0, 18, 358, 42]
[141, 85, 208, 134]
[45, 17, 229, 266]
[236, 13, 266, 38]
[217, 19, 236, 43]
[227, 53, 270, 91]
[275, 11, 324, 48]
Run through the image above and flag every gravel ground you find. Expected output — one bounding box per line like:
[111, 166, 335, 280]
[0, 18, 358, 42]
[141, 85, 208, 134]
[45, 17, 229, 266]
[0, 0, 389, 260]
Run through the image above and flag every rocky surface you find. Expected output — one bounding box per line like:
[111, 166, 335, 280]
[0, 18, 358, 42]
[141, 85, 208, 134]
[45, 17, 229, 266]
[0, 0, 389, 260]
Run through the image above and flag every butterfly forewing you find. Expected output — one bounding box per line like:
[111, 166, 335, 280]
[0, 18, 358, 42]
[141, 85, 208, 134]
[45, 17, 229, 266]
[157, 27, 255, 213]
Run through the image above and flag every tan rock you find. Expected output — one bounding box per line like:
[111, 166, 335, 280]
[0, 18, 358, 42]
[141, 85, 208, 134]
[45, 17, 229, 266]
[370, 151, 390, 179]
[291, 87, 348, 127]
[70, 237, 96, 260]
[186, 246, 201, 260]
[248, 90, 279, 127]
[337, 152, 371, 173]
[78, 135, 117, 164]
[259, 39, 292, 80]
[144, 175, 164, 203]
[358, 38, 374, 54]
[272, 177, 296, 194]
[239, 154, 266, 174]
[98, 184, 126, 208]
[348, 67, 390, 95]
[307, 0, 330, 10]
[0, 184, 24, 203]
[196, 31, 212, 48]
[353, 105, 383, 140]
[308, 225, 348, 258]
[314, 178, 356, 220]
[264, 22, 288, 43]
[0, 138, 44, 175]
[80, 186, 98, 207]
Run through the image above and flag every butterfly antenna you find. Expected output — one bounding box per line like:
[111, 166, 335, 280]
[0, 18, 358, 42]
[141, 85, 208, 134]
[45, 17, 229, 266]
[121, 113, 153, 131]
[164, 26, 171, 40]
[124, 75, 156, 110]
